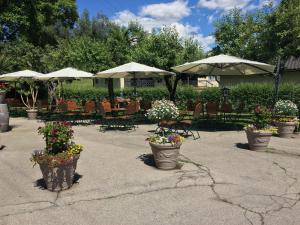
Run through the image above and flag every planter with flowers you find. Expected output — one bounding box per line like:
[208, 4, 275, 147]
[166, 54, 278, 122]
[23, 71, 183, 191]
[31, 122, 83, 191]
[0, 82, 9, 103]
[146, 100, 183, 170]
[146, 99, 179, 128]
[293, 120, 300, 138]
[245, 106, 277, 151]
[148, 133, 184, 170]
[273, 100, 299, 138]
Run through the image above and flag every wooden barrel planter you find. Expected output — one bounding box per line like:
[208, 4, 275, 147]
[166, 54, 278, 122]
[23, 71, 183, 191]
[0, 104, 9, 132]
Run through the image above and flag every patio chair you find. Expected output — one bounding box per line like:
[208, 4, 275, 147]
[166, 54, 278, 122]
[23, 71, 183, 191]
[220, 102, 233, 121]
[119, 100, 140, 130]
[176, 103, 202, 140]
[140, 100, 152, 111]
[99, 100, 130, 131]
[80, 100, 97, 123]
[235, 102, 245, 121]
[206, 102, 219, 118]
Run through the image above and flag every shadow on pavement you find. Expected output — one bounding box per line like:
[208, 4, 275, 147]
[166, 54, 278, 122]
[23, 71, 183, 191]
[235, 143, 249, 150]
[137, 154, 156, 168]
[34, 173, 83, 190]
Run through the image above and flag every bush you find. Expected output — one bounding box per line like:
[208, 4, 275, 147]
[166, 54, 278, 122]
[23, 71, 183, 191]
[62, 81, 300, 113]
[274, 100, 298, 117]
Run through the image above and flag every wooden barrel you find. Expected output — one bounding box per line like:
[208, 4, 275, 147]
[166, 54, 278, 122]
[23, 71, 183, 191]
[0, 104, 9, 132]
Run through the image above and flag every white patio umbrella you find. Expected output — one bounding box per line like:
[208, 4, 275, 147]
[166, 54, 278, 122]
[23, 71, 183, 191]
[36, 67, 93, 80]
[172, 54, 275, 76]
[0, 70, 43, 81]
[95, 62, 174, 100]
[35, 67, 94, 102]
[95, 62, 174, 78]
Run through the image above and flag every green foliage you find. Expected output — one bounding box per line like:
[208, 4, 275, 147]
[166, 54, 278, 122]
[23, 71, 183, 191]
[213, 1, 300, 62]
[0, 0, 78, 46]
[253, 106, 272, 129]
[38, 121, 74, 155]
[42, 36, 112, 73]
[1, 39, 46, 71]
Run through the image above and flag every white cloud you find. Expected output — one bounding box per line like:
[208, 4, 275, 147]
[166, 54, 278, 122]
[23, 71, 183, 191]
[140, 0, 191, 21]
[113, 1, 215, 51]
[198, 0, 252, 11]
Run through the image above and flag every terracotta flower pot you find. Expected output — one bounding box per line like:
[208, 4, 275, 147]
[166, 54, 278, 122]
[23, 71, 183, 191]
[246, 129, 272, 151]
[27, 109, 38, 120]
[275, 121, 296, 138]
[149, 142, 181, 170]
[38, 155, 79, 192]
[0, 91, 6, 104]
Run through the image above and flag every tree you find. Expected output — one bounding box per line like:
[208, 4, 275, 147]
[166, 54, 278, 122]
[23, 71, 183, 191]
[0, 0, 78, 46]
[43, 36, 112, 73]
[271, 0, 300, 58]
[213, 8, 271, 61]
[131, 26, 204, 101]
[213, 1, 300, 62]
[0, 39, 46, 72]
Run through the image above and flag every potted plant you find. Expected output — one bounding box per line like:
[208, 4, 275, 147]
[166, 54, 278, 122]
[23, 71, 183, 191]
[274, 100, 299, 138]
[294, 120, 300, 138]
[245, 106, 277, 151]
[31, 121, 83, 191]
[16, 80, 40, 119]
[0, 82, 9, 103]
[148, 133, 184, 170]
[146, 99, 179, 125]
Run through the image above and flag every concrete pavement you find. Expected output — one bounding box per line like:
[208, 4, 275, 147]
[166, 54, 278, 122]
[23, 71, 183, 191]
[0, 118, 300, 225]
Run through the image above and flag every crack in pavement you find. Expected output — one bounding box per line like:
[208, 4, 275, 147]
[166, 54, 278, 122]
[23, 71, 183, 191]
[1, 154, 299, 225]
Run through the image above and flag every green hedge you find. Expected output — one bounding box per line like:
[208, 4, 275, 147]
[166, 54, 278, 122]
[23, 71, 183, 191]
[63, 82, 300, 112]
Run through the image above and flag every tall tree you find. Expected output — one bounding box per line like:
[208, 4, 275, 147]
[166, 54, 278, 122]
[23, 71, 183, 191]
[213, 1, 300, 62]
[0, 0, 78, 46]
[131, 26, 204, 101]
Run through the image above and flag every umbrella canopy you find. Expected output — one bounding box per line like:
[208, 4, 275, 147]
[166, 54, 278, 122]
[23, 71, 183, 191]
[0, 70, 43, 81]
[36, 67, 93, 80]
[172, 54, 275, 76]
[95, 62, 174, 78]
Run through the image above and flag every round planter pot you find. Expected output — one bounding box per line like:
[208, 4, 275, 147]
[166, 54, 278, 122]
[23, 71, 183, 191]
[149, 142, 181, 170]
[275, 121, 296, 138]
[0, 103, 9, 132]
[246, 129, 272, 151]
[27, 110, 38, 120]
[38, 155, 79, 192]
[0, 91, 6, 104]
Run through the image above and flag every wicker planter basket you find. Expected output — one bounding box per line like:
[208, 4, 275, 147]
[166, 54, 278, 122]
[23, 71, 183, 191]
[38, 155, 79, 192]
[149, 142, 181, 170]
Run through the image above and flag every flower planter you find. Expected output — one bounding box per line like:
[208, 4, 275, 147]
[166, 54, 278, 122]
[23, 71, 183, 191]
[149, 142, 180, 170]
[37, 154, 79, 192]
[27, 109, 38, 120]
[246, 129, 272, 151]
[0, 91, 6, 104]
[275, 121, 296, 138]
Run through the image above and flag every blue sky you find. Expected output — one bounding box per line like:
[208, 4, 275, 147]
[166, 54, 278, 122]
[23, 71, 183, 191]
[76, 0, 277, 51]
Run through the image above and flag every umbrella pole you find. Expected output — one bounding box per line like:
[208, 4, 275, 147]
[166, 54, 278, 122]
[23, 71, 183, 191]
[273, 57, 284, 107]
[108, 78, 115, 106]
[133, 74, 137, 97]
